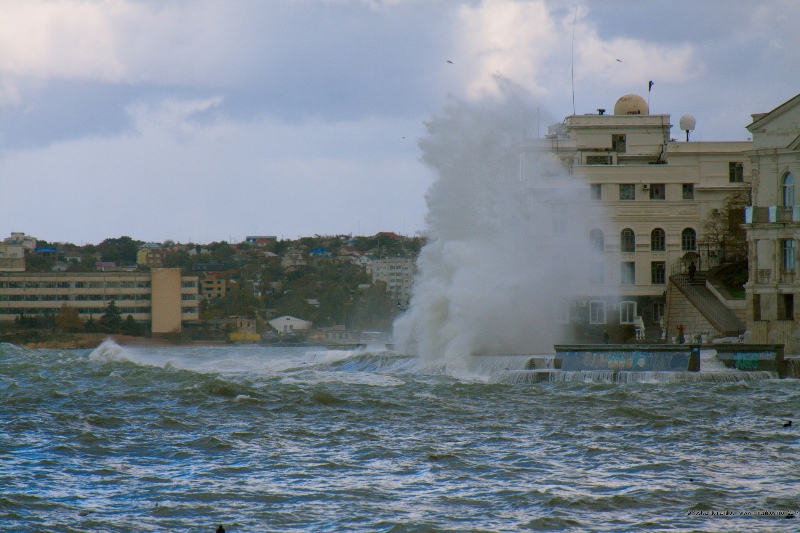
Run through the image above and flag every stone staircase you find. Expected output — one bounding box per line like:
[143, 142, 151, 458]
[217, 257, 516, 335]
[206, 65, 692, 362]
[669, 272, 745, 336]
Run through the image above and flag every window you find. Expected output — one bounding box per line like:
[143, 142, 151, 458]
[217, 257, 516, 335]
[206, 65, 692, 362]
[620, 301, 637, 324]
[589, 301, 607, 324]
[681, 228, 697, 251]
[621, 262, 636, 285]
[586, 155, 612, 165]
[729, 162, 744, 183]
[682, 184, 694, 200]
[653, 302, 665, 323]
[783, 294, 794, 320]
[649, 184, 665, 200]
[590, 184, 602, 200]
[783, 239, 796, 272]
[590, 229, 604, 253]
[612, 134, 626, 153]
[619, 184, 635, 201]
[621, 229, 635, 253]
[651, 261, 666, 284]
[783, 172, 795, 207]
[650, 228, 665, 252]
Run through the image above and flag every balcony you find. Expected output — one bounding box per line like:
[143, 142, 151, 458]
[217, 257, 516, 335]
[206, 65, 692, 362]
[745, 206, 800, 223]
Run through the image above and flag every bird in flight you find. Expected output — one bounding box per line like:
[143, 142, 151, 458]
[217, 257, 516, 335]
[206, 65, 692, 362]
[446, 60, 453, 64]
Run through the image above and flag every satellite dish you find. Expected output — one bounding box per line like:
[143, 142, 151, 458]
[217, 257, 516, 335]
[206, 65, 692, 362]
[679, 114, 696, 141]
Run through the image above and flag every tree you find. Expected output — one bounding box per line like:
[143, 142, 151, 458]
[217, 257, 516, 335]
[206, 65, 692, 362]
[97, 236, 140, 264]
[99, 300, 123, 333]
[703, 188, 750, 263]
[120, 315, 146, 336]
[349, 281, 396, 331]
[55, 304, 85, 333]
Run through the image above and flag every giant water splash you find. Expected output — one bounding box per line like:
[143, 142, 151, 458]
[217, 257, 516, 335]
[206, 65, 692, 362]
[394, 81, 608, 361]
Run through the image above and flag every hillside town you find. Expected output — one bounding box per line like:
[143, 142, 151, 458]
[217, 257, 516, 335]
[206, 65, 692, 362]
[1, 91, 800, 351]
[0, 231, 422, 346]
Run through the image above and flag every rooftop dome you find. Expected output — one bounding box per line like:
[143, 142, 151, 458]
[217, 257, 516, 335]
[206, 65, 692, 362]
[614, 94, 649, 115]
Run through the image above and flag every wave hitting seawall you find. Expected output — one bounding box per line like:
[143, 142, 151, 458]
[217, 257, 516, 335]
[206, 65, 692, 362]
[1, 341, 798, 532]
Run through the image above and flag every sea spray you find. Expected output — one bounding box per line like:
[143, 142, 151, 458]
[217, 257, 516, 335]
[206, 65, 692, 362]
[393, 79, 608, 361]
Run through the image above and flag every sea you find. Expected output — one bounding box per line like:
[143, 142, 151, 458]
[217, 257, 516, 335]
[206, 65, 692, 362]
[1, 340, 799, 532]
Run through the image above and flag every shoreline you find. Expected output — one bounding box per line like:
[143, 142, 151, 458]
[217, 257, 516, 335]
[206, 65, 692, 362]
[13, 334, 229, 350]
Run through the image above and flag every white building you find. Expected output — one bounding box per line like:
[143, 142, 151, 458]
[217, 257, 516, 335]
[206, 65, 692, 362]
[743, 92, 800, 351]
[0, 244, 25, 272]
[4, 232, 37, 251]
[268, 315, 312, 333]
[371, 256, 416, 304]
[514, 94, 751, 338]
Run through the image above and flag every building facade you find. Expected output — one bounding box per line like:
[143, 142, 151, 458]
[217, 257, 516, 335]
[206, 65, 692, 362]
[0, 268, 199, 333]
[371, 256, 416, 304]
[137, 247, 166, 268]
[200, 275, 228, 299]
[0, 244, 25, 272]
[743, 93, 800, 351]
[514, 94, 751, 337]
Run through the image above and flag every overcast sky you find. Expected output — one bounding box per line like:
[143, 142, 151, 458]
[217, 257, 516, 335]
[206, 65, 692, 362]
[1, 0, 798, 245]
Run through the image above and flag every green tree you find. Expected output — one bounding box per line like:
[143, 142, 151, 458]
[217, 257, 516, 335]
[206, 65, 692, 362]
[120, 315, 146, 336]
[99, 300, 123, 333]
[97, 236, 140, 264]
[85, 317, 101, 333]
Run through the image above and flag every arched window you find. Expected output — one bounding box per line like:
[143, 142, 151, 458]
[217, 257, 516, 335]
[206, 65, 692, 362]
[783, 172, 795, 207]
[651, 228, 665, 252]
[590, 229, 604, 253]
[620, 228, 635, 253]
[681, 228, 697, 251]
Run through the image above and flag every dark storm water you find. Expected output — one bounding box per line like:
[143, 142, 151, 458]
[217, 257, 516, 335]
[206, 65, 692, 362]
[1, 341, 798, 532]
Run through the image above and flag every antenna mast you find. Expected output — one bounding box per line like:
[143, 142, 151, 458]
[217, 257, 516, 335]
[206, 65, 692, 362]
[571, 7, 577, 115]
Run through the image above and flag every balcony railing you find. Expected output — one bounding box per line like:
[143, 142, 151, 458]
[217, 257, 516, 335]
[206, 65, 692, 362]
[745, 206, 800, 223]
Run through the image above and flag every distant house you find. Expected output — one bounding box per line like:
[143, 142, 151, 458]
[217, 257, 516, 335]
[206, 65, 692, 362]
[0, 243, 25, 272]
[186, 247, 210, 256]
[233, 316, 257, 334]
[231, 251, 252, 263]
[137, 247, 166, 268]
[268, 315, 312, 333]
[4, 232, 37, 251]
[51, 261, 68, 272]
[354, 254, 374, 273]
[310, 248, 332, 258]
[95, 261, 118, 271]
[246, 236, 277, 247]
[63, 252, 82, 263]
[281, 252, 307, 268]
[307, 325, 361, 344]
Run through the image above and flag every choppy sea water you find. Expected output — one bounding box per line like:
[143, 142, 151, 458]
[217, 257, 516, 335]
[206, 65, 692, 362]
[1, 341, 799, 532]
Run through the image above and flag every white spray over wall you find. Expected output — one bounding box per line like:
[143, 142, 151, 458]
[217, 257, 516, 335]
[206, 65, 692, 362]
[393, 79, 606, 362]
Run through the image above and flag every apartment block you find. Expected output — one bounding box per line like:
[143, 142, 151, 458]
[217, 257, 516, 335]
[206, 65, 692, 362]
[372, 256, 416, 303]
[0, 268, 199, 333]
